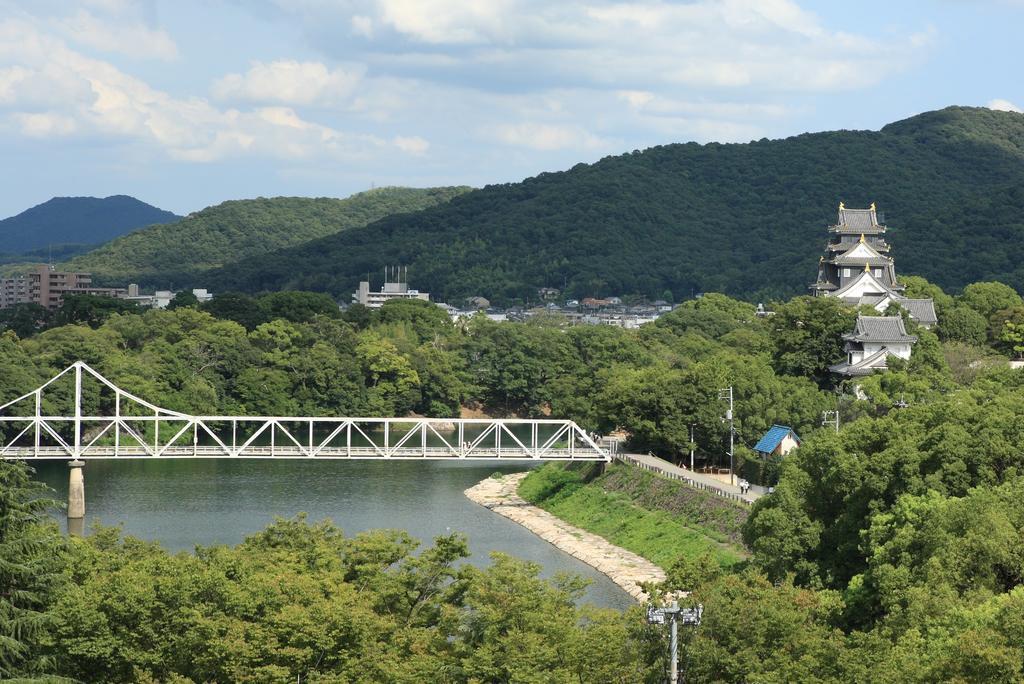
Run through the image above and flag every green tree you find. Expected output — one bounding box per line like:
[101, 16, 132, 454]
[200, 291, 267, 330]
[937, 304, 988, 345]
[0, 462, 64, 678]
[55, 294, 139, 328]
[959, 281, 1023, 320]
[0, 303, 52, 338]
[769, 296, 857, 386]
[257, 290, 340, 324]
[166, 290, 199, 310]
[1000, 320, 1024, 359]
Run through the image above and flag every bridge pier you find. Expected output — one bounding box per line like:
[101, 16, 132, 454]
[67, 459, 85, 531]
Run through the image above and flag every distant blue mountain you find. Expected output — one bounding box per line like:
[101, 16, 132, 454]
[0, 195, 181, 255]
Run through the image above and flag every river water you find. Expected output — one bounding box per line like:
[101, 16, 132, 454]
[32, 459, 633, 610]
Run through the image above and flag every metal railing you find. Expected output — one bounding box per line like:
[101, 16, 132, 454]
[615, 452, 752, 506]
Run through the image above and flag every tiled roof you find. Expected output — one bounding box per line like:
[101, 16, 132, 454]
[844, 315, 917, 342]
[754, 425, 799, 454]
[832, 254, 892, 266]
[828, 240, 888, 250]
[839, 207, 876, 229]
[896, 298, 938, 326]
[829, 347, 894, 377]
[831, 270, 899, 299]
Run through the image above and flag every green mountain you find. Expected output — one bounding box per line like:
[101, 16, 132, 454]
[206, 106, 1024, 303]
[0, 195, 180, 255]
[69, 187, 471, 287]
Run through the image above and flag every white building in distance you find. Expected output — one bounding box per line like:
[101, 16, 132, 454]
[352, 269, 429, 309]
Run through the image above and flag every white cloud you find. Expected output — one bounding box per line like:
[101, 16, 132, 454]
[375, 0, 514, 44]
[351, 15, 374, 38]
[988, 98, 1022, 113]
[491, 122, 606, 151]
[291, 0, 922, 94]
[13, 111, 77, 137]
[618, 91, 787, 120]
[392, 135, 429, 155]
[0, 19, 424, 160]
[57, 9, 178, 61]
[212, 60, 364, 106]
[0, 66, 31, 104]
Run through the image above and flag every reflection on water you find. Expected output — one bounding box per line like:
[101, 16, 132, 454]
[33, 459, 633, 610]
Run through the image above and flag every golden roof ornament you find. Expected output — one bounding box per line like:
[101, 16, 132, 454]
[859, 233, 865, 243]
[870, 202, 876, 211]
[839, 202, 845, 210]
[864, 262, 871, 273]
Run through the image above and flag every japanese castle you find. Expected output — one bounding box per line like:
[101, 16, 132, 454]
[811, 203, 937, 377]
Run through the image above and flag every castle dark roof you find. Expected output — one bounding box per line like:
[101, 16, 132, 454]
[843, 315, 917, 343]
[829, 347, 896, 377]
[897, 298, 938, 327]
[831, 206, 886, 234]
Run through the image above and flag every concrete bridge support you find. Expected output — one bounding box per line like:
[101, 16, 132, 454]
[67, 459, 85, 531]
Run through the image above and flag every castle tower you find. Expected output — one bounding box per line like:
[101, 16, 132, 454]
[810, 203, 936, 328]
[810, 203, 904, 298]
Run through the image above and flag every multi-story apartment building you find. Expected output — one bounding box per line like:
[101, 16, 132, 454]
[0, 265, 128, 310]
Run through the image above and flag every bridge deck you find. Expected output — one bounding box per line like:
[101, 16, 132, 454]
[0, 446, 602, 460]
[0, 363, 609, 461]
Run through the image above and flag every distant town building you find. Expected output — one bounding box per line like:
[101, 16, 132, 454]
[352, 269, 429, 309]
[126, 284, 214, 309]
[537, 287, 560, 300]
[810, 203, 937, 328]
[467, 296, 490, 310]
[652, 300, 673, 313]
[829, 315, 918, 377]
[753, 425, 801, 458]
[0, 265, 127, 310]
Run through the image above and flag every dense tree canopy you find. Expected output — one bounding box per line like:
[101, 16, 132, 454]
[3, 275, 1024, 681]
[66, 187, 470, 288]
[205, 107, 1024, 304]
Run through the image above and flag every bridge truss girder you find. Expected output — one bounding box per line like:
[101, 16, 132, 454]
[0, 362, 608, 461]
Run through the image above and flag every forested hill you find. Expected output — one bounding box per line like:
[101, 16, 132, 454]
[0, 195, 180, 254]
[207, 106, 1024, 303]
[69, 186, 471, 287]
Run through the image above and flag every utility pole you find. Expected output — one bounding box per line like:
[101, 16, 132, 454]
[647, 601, 703, 684]
[689, 423, 695, 472]
[821, 410, 839, 433]
[718, 386, 735, 486]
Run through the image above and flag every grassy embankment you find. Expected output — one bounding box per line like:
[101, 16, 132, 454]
[518, 462, 748, 570]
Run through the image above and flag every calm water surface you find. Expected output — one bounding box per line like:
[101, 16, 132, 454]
[33, 459, 633, 610]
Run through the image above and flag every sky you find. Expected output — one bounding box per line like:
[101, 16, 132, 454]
[0, 0, 1022, 218]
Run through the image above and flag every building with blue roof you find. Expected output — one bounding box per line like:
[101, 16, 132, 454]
[754, 425, 801, 458]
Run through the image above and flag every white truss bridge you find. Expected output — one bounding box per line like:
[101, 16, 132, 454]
[0, 362, 608, 461]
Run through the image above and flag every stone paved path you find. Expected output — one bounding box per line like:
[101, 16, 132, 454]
[465, 472, 665, 602]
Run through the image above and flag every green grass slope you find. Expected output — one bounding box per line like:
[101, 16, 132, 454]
[207, 106, 1024, 303]
[68, 186, 471, 287]
[519, 463, 747, 569]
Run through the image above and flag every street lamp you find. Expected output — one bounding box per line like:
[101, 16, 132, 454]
[647, 601, 704, 684]
[718, 386, 734, 486]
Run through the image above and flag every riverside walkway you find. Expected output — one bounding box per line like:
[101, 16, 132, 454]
[615, 451, 764, 505]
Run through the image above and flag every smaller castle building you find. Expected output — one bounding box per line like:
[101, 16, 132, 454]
[828, 315, 918, 377]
